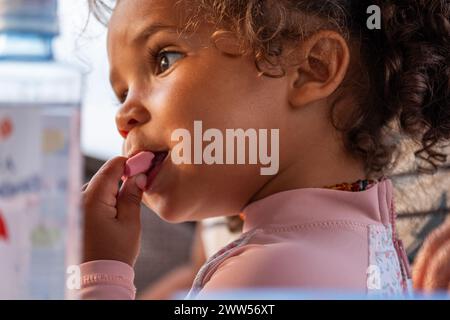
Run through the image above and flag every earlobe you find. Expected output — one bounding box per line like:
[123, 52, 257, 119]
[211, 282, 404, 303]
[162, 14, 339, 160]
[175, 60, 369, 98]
[288, 31, 350, 108]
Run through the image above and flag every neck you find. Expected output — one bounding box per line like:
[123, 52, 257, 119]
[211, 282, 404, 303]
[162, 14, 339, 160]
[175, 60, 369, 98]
[249, 118, 367, 203]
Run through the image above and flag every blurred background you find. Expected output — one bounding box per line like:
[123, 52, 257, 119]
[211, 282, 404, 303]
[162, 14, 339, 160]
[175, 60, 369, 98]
[56, 0, 120, 160]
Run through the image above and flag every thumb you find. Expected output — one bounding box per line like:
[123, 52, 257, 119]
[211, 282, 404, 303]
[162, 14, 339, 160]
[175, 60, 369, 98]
[116, 173, 147, 223]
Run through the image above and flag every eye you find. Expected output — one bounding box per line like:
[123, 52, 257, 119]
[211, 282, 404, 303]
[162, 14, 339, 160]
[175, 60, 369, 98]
[155, 51, 184, 75]
[118, 90, 128, 104]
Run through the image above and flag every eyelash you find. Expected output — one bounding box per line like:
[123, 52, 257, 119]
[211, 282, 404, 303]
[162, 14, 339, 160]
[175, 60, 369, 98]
[115, 46, 183, 105]
[147, 46, 184, 75]
[116, 90, 128, 105]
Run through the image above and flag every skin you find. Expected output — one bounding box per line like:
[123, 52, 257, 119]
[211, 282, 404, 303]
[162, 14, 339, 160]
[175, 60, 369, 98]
[82, 0, 368, 266]
[413, 217, 450, 292]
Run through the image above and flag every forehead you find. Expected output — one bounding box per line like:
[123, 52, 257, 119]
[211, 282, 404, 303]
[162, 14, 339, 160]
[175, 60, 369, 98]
[108, 0, 191, 47]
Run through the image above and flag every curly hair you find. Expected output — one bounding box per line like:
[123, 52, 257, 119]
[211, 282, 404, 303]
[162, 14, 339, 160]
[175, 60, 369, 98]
[88, 0, 450, 179]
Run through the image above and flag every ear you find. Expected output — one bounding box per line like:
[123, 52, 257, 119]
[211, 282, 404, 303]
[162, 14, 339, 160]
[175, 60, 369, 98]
[210, 30, 243, 56]
[288, 30, 350, 108]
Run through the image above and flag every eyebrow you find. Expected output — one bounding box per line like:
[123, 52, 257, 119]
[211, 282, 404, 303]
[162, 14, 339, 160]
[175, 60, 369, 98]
[131, 22, 180, 45]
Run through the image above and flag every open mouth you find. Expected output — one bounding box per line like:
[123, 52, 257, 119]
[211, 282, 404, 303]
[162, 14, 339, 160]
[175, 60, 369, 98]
[145, 150, 169, 190]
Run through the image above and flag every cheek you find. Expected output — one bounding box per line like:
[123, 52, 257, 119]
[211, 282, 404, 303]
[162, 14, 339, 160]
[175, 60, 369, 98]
[151, 53, 286, 133]
[142, 53, 287, 219]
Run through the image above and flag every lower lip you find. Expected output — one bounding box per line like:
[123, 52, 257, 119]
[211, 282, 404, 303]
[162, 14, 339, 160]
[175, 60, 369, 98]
[145, 155, 167, 191]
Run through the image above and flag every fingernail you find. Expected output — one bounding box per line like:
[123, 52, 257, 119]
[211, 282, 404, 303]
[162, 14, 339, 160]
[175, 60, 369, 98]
[135, 174, 147, 191]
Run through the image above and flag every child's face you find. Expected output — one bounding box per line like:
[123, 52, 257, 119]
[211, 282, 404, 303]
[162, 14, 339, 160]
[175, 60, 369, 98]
[109, 0, 291, 222]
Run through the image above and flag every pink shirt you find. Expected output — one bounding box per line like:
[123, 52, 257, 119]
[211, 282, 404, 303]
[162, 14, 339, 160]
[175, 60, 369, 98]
[77, 178, 412, 299]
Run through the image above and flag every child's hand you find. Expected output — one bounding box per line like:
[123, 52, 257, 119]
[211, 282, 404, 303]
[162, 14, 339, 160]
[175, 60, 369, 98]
[413, 218, 450, 292]
[82, 157, 148, 267]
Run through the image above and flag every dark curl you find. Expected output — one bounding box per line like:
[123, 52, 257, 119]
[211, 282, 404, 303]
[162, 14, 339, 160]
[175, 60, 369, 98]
[89, 0, 450, 178]
[353, 0, 450, 176]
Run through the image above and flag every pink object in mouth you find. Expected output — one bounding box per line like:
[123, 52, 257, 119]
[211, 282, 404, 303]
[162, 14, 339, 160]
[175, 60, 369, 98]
[123, 151, 155, 178]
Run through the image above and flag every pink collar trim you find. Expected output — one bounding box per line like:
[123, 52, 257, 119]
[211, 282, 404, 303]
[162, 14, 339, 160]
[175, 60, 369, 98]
[242, 178, 393, 233]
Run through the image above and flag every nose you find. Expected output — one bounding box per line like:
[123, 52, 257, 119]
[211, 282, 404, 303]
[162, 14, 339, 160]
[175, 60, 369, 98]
[115, 90, 151, 138]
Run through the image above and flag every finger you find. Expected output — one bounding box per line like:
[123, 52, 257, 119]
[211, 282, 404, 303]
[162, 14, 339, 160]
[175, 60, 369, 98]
[413, 221, 450, 289]
[116, 173, 147, 223]
[84, 156, 128, 207]
[423, 239, 450, 291]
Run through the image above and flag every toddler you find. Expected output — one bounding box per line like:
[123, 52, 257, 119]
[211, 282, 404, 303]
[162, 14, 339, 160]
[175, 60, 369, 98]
[79, 0, 450, 299]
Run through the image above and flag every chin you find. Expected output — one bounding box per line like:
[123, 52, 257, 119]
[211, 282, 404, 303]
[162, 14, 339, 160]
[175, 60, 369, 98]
[142, 195, 192, 224]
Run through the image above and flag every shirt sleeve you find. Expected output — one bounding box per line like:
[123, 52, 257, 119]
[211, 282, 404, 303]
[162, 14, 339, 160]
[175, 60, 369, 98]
[77, 260, 136, 300]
